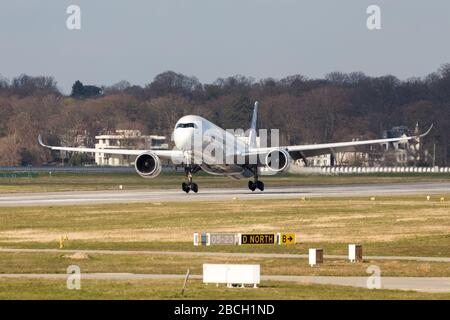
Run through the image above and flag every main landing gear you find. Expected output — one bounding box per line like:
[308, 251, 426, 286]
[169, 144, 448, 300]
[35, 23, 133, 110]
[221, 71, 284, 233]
[182, 181, 198, 193]
[248, 170, 264, 191]
[182, 165, 200, 193]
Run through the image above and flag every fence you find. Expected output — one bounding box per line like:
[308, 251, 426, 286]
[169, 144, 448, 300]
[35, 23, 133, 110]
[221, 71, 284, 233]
[0, 165, 448, 175]
[0, 165, 180, 174]
[319, 166, 450, 174]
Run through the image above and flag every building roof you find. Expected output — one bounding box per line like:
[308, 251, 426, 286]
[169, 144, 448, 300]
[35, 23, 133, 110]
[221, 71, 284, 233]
[95, 134, 166, 140]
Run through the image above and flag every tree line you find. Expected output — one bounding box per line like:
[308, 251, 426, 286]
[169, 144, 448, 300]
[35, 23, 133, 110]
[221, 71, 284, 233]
[0, 65, 449, 166]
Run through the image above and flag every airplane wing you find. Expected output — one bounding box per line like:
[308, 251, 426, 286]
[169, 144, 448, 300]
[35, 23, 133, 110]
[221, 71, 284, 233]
[247, 124, 433, 160]
[38, 135, 185, 162]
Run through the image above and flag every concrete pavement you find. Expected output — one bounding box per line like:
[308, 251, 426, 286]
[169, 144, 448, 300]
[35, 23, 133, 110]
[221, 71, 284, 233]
[0, 182, 449, 206]
[0, 273, 448, 293]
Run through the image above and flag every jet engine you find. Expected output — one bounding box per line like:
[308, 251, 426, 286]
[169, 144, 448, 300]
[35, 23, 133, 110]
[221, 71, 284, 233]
[264, 149, 290, 173]
[134, 152, 162, 178]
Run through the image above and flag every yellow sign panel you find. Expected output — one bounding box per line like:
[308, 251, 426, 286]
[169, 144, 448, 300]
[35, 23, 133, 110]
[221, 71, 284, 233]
[241, 234, 275, 245]
[280, 233, 296, 245]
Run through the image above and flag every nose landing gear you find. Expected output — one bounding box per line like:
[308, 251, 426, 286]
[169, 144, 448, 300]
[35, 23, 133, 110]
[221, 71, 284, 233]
[182, 165, 200, 193]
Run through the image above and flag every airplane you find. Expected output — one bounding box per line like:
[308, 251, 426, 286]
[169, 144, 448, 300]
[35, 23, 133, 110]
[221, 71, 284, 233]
[38, 102, 433, 193]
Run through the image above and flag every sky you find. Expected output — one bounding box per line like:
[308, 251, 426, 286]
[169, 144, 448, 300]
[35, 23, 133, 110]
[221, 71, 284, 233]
[1, 0, 450, 94]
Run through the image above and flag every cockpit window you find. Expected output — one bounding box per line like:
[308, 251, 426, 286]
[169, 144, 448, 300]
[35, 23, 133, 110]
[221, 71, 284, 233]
[176, 123, 197, 129]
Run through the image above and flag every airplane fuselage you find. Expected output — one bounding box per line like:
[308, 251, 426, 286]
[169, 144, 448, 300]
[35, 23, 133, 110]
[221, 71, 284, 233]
[173, 115, 254, 179]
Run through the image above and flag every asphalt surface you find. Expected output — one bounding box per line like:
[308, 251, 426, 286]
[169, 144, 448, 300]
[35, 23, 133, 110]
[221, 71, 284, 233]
[0, 273, 448, 293]
[0, 182, 448, 206]
[1, 248, 449, 263]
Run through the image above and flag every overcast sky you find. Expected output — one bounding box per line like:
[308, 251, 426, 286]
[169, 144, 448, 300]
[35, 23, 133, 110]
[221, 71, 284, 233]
[1, 0, 450, 93]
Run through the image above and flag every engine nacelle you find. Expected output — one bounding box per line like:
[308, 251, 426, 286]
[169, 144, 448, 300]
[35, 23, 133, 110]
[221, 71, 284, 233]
[264, 149, 290, 173]
[134, 152, 162, 178]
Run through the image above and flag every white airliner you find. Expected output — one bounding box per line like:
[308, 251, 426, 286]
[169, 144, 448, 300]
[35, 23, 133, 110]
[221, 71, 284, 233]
[39, 102, 432, 193]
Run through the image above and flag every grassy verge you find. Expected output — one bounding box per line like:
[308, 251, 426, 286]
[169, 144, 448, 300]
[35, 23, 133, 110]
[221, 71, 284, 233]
[1, 195, 448, 256]
[1, 278, 449, 300]
[0, 252, 449, 277]
[1, 235, 450, 257]
[1, 194, 449, 299]
[0, 171, 448, 193]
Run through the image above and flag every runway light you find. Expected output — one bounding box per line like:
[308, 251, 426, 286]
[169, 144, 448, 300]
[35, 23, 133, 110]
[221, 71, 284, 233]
[232, 197, 238, 200]
[119, 185, 123, 190]
[370, 197, 376, 201]
[300, 197, 306, 201]
[427, 195, 431, 201]
[441, 197, 445, 202]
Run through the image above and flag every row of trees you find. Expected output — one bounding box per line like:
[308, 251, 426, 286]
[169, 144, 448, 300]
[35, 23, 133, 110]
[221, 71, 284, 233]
[0, 65, 449, 166]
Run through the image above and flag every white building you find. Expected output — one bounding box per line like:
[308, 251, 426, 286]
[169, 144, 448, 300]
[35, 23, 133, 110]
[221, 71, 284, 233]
[95, 130, 168, 166]
[295, 124, 422, 167]
[295, 152, 367, 167]
[380, 123, 422, 166]
[235, 135, 261, 147]
[309, 154, 331, 167]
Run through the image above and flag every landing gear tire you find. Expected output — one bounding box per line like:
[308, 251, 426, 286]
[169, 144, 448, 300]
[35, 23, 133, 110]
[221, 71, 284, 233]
[182, 182, 198, 193]
[256, 181, 264, 191]
[248, 180, 264, 191]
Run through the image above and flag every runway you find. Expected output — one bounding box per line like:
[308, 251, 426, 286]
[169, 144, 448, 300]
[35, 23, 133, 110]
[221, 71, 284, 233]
[0, 273, 448, 293]
[0, 182, 448, 206]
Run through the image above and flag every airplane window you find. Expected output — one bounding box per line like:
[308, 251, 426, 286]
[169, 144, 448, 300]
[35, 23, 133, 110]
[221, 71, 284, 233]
[176, 123, 197, 129]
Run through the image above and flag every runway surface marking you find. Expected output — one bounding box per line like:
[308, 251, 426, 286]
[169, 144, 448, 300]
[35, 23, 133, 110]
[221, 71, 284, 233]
[0, 182, 449, 206]
[1, 248, 449, 262]
[0, 273, 448, 293]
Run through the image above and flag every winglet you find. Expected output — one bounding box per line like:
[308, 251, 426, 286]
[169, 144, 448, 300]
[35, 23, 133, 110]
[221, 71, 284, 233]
[248, 101, 258, 148]
[419, 123, 434, 138]
[38, 134, 48, 148]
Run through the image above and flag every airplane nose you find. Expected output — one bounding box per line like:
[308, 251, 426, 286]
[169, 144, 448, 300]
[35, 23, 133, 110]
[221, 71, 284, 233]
[174, 128, 194, 150]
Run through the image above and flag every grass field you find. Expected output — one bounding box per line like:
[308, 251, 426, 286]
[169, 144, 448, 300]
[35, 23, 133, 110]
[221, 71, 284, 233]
[1, 251, 449, 277]
[1, 195, 449, 256]
[0, 196, 449, 275]
[0, 171, 449, 193]
[1, 278, 449, 300]
[0, 188, 449, 299]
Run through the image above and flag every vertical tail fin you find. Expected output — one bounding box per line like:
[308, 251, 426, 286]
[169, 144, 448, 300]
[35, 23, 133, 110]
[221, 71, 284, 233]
[248, 101, 258, 148]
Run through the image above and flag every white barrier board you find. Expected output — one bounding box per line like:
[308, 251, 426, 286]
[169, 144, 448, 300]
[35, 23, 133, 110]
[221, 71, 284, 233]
[203, 264, 260, 286]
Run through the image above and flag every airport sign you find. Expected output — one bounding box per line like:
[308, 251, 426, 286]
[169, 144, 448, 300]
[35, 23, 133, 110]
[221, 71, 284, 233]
[240, 233, 275, 245]
[279, 233, 296, 245]
[209, 233, 237, 245]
